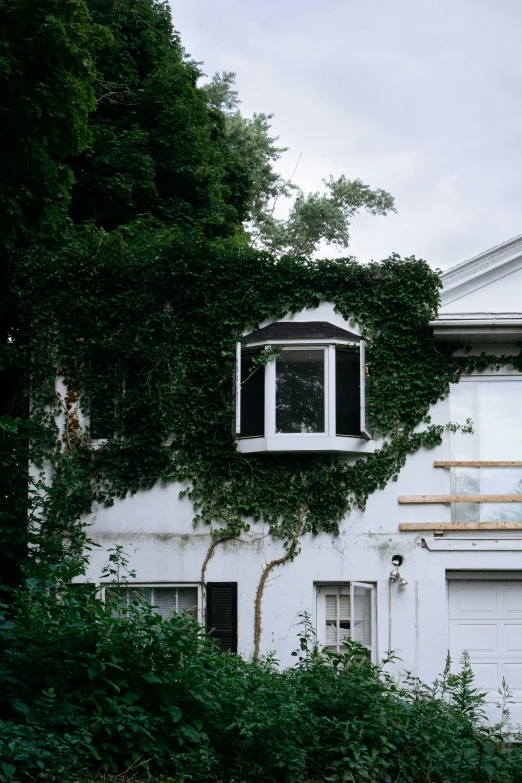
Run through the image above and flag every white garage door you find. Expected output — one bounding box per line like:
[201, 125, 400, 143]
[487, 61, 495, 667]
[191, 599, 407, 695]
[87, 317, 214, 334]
[449, 581, 522, 726]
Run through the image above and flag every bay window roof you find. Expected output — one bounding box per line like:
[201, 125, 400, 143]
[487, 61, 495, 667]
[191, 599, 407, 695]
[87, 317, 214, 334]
[245, 321, 361, 344]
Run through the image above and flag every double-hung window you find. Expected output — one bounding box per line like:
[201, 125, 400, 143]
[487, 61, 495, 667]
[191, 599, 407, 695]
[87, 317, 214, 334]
[235, 321, 373, 453]
[316, 583, 376, 659]
[116, 585, 200, 621]
[109, 582, 239, 654]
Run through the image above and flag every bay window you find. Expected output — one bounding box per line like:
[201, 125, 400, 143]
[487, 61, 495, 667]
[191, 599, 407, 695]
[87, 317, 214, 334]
[235, 321, 373, 453]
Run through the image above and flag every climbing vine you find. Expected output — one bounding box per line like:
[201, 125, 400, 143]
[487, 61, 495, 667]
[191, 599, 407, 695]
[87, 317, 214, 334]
[13, 226, 522, 603]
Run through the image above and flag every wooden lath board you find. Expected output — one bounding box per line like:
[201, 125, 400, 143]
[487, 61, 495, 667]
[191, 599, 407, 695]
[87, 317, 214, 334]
[434, 461, 522, 467]
[399, 494, 522, 503]
[400, 522, 522, 531]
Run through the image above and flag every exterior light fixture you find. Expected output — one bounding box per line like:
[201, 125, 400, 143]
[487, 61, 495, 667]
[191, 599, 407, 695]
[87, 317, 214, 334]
[390, 556, 407, 587]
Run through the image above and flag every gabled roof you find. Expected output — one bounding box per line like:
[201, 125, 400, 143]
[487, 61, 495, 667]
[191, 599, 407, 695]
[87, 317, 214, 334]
[434, 233, 522, 342]
[244, 321, 361, 344]
[440, 233, 522, 307]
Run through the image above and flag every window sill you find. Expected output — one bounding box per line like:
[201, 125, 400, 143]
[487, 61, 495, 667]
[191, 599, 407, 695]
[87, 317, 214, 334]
[235, 435, 375, 454]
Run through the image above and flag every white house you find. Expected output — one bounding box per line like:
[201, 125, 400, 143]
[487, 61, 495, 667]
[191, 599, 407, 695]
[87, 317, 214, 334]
[78, 234, 522, 725]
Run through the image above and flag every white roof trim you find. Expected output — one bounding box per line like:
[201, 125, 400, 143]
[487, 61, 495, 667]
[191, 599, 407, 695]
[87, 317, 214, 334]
[440, 233, 522, 307]
[430, 315, 522, 343]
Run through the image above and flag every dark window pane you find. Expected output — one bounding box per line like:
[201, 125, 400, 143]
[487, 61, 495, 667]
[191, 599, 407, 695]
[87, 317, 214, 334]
[336, 349, 360, 436]
[240, 350, 264, 437]
[89, 358, 121, 439]
[123, 359, 150, 432]
[90, 385, 116, 439]
[276, 350, 325, 433]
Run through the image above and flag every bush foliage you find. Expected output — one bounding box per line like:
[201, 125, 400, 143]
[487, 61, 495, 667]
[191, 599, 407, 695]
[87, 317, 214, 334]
[1, 558, 522, 783]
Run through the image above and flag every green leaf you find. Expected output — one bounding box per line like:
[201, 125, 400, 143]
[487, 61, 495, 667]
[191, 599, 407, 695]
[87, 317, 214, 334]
[142, 671, 163, 684]
[11, 699, 29, 714]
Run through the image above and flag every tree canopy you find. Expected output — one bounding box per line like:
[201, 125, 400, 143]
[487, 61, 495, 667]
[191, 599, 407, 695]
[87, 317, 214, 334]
[0, 0, 100, 249]
[203, 71, 396, 256]
[67, 0, 251, 237]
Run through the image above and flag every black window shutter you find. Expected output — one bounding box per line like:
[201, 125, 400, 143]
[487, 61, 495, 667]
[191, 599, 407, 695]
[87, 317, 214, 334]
[206, 582, 237, 653]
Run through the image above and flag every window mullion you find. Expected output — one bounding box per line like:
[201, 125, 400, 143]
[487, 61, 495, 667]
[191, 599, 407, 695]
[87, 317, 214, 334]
[327, 345, 335, 437]
[360, 341, 371, 438]
[235, 343, 241, 434]
[336, 592, 340, 652]
[266, 352, 276, 437]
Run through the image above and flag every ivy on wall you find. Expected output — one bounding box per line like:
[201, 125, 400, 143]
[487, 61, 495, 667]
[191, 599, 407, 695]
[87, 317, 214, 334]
[15, 227, 516, 578]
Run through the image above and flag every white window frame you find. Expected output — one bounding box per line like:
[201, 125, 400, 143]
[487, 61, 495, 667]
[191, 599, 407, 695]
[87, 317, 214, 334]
[360, 340, 371, 439]
[267, 345, 328, 437]
[102, 583, 202, 623]
[316, 582, 376, 661]
[235, 338, 374, 454]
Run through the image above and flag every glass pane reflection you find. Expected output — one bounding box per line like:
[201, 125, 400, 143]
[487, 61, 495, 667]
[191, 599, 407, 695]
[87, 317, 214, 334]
[353, 587, 372, 648]
[450, 381, 522, 521]
[452, 467, 522, 522]
[240, 349, 265, 437]
[276, 349, 325, 433]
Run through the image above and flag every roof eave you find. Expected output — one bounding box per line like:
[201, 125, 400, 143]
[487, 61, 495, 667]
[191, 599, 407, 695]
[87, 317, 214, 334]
[431, 317, 522, 343]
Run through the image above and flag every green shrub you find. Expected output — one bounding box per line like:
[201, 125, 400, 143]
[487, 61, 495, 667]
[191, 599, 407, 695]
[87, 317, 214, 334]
[1, 565, 522, 782]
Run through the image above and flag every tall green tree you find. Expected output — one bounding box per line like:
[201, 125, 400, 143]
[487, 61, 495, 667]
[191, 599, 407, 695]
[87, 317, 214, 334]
[68, 0, 248, 236]
[254, 175, 396, 257]
[0, 0, 100, 586]
[0, 0, 100, 250]
[0, 0, 101, 415]
[203, 71, 290, 231]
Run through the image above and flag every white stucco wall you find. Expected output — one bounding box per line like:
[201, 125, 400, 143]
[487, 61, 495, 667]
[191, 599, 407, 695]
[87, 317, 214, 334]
[69, 269, 522, 687]
[77, 369, 522, 683]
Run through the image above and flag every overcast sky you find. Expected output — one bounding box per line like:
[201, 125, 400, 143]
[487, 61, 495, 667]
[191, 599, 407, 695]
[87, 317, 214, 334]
[171, 0, 522, 269]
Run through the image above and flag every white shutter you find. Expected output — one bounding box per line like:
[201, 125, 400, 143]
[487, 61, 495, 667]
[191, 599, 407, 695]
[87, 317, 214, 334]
[325, 594, 337, 619]
[235, 342, 241, 434]
[325, 622, 337, 647]
[338, 594, 351, 647]
[177, 587, 198, 620]
[324, 592, 351, 651]
[360, 341, 371, 439]
[325, 594, 338, 647]
[339, 595, 350, 620]
[151, 588, 177, 619]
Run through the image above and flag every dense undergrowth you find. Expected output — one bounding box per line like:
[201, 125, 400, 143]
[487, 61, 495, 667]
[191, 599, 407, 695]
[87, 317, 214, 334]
[1, 560, 522, 783]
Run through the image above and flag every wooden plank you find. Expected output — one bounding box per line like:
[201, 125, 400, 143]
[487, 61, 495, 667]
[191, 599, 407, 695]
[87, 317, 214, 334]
[400, 522, 522, 531]
[434, 461, 522, 467]
[399, 494, 522, 503]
